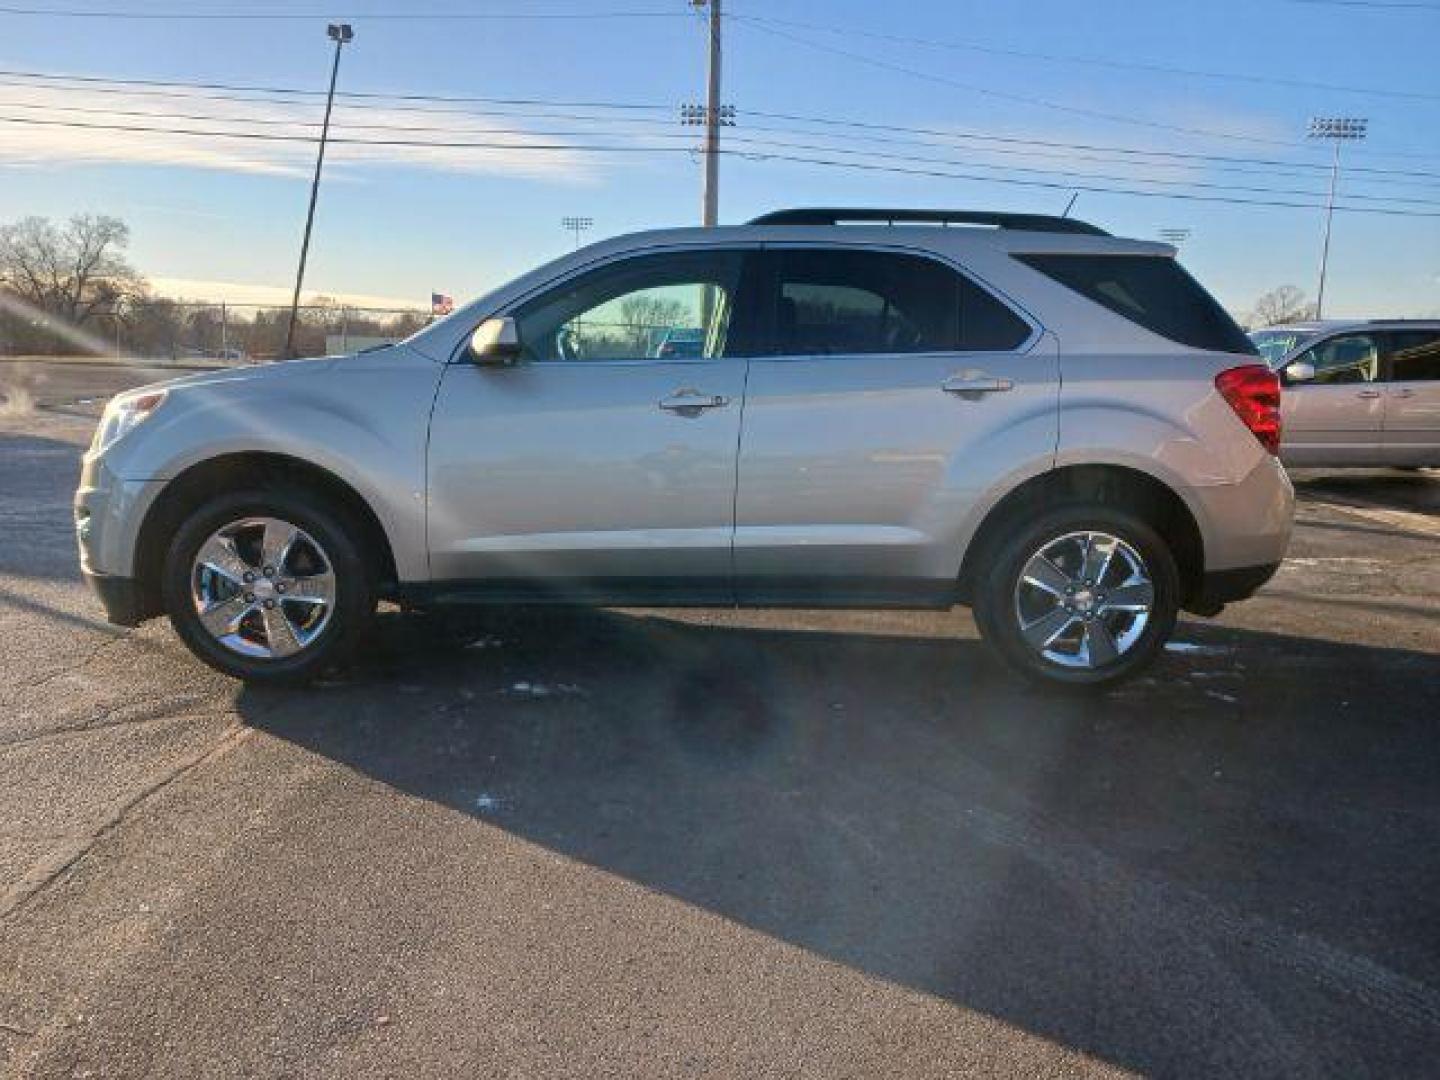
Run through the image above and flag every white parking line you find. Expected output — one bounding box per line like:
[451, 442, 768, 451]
[1306, 496, 1440, 538]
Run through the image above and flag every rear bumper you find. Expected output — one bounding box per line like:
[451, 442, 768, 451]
[1187, 561, 1281, 616]
[83, 570, 149, 627]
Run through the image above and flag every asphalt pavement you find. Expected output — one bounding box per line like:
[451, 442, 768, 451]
[1, 360, 1438, 1078]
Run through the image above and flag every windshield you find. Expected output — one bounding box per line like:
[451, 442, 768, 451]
[1250, 329, 1314, 367]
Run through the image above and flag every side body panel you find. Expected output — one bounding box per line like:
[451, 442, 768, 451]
[425, 357, 746, 590]
[734, 335, 1059, 600]
[1382, 330, 1440, 466]
[86, 347, 440, 582]
[1280, 384, 1385, 466]
[1056, 351, 1293, 573]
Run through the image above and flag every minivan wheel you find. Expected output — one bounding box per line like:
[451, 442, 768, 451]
[973, 506, 1179, 688]
[161, 489, 376, 683]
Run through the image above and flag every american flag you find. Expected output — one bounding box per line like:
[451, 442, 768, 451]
[431, 292, 454, 316]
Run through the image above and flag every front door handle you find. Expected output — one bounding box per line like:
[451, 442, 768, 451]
[659, 388, 730, 414]
[942, 372, 1014, 395]
[1356, 389, 1382, 399]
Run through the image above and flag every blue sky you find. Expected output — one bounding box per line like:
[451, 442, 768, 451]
[1, 0, 1438, 318]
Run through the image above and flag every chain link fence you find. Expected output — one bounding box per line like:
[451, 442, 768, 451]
[0, 300, 433, 364]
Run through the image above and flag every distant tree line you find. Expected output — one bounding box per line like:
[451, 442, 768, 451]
[0, 213, 427, 359]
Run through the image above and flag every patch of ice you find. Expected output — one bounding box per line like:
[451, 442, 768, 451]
[503, 681, 583, 698]
[1166, 641, 1229, 657]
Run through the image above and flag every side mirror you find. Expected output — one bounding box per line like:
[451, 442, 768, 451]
[1283, 360, 1316, 385]
[468, 316, 522, 365]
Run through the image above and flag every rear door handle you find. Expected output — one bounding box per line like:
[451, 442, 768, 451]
[659, 388, 730, 413]
[942, 373, 1014, 395]
[1356, 389, 1383, 399]
[1391, 388, 1416, 399]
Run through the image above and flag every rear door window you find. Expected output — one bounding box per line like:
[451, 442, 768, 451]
[761, 249, 1031, 356]
[1386, 330, 1440, 382]
[1017, 253, 1256, 354]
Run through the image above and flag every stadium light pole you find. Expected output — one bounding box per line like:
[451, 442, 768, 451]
[284, 22, 353, 360]
[562, 216, 593, 250]
[1308, 116, 1367, 320]
[1158, 227, 1191, 246]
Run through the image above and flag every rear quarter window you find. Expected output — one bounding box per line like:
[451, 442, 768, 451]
[1017, 253, 1257, 355]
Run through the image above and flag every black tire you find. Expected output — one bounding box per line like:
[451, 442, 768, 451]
[972, 505, 1180, 689]
[161, 488, 377, 684]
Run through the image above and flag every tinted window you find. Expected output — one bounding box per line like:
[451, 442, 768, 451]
[512, 250, 746, 362]
[1018, 254, 1256, 354]
[766, 249, 1030, 356]
[1296, 334, 1379, 385]
[1387, 331, 1440, 382]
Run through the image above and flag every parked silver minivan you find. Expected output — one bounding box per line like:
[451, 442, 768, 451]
[1252, 320, 1440, 468]
[76, 209, 1293, 687]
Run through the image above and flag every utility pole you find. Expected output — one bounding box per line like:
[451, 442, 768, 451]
[1308, 116, 1367, 320]
[284, 22, 353, 360]
[702, 0, 721, 227]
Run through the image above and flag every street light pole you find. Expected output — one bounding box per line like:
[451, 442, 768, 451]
[284, 22, 353, 360]
[1308, 116, 1367, 320]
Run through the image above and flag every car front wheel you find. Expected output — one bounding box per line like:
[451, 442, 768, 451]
[161, 489, 376, 683]
[973, 506, 1179, 688]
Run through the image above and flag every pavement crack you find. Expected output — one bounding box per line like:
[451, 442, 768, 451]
[13, 631, 132, 694]
[0, 701, 232, 752]
[0, 722, 252, 924]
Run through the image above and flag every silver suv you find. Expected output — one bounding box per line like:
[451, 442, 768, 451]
[1251, 320, 1440, 468]
[75, 208, 1293, 687]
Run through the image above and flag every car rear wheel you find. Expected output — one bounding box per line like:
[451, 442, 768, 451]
[973, 506, 1179, 688]
[161, 489, 376, 683]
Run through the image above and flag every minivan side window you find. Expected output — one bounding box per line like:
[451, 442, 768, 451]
[1297, 334, 1379, 385]
[765, 249, 1031, 356]
[1387, 331, 1440, 382]
[511, 250, 748, 363]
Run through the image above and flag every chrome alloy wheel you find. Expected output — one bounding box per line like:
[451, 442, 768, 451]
[1012, 531, 1154, 670]
[189, 516, 336, 660]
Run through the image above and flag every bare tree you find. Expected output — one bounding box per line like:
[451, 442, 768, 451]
[0, 214, 147, 329]
[1246, 285, 1314, 329]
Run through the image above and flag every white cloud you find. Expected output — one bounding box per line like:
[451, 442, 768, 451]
[146, 276, 423, 310]
[0, 84, 601, 181]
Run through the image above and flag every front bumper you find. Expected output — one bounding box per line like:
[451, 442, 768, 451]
[82, 569, 150, 627]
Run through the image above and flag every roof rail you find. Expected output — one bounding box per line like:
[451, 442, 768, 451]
[746, 208, 1109, 236]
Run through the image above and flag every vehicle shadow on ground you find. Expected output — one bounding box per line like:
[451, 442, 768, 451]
[237, 607, 1440, 1077]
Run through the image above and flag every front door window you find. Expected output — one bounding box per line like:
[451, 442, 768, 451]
[513, 251, 744, 363]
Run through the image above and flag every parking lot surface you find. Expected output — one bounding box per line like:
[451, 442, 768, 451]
[2, 361, 1438, 1078]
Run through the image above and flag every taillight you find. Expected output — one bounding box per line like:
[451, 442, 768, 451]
[1215, 364, 1281, 455]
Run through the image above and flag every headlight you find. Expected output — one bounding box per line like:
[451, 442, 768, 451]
[92, 390, 167, 453]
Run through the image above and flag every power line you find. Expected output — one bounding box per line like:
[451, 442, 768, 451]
[729, 12, 1440, 103]
[14, 93, 1440, 193]
[721, 148, 1440, 217]
[9, 63, 1440, 170]
[0, 67, 669, 111]
[5, 110, 1439, 215]
[7, 96, 1438, 197]
[741, 107, 1440, 178]
[733, 17, 1311, 149]
[0, 5, 692, 19]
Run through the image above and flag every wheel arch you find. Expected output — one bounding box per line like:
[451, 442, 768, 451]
[132, 452, 400, 621]
[957, 463, 1206, 611]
